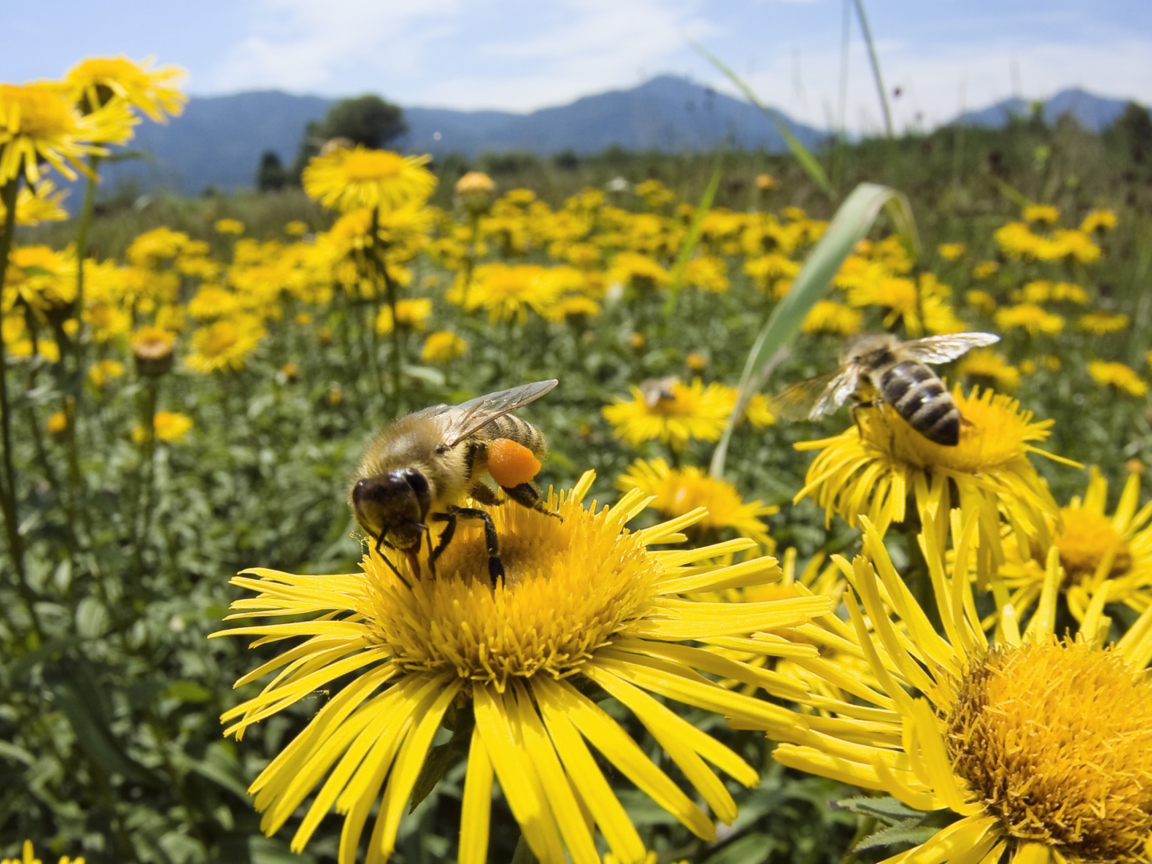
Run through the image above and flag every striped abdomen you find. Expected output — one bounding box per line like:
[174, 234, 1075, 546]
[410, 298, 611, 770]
[475, 413, 549, 459]
[874, 360, 960, 445]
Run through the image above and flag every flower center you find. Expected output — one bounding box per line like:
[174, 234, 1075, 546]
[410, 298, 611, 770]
[201, 322, 239, 356]
[0, 84, 77, 137]
[342, 150, 404, 183]
[946, 639, 1152, 862]
[1051, 508, 1131, 583]
[361, 491, 661, 690]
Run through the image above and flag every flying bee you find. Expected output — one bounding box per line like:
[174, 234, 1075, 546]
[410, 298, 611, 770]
[349, 380, 558, 584]
[638, 375, 680, 408]
[772, 332, 1000, 445]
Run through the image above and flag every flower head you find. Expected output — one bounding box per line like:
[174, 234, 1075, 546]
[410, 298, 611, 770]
[66, 55, 186, 122]
[603, 378, 732, 450]
[304, 147, 436, 213]
[215, 473, 830, 864]
[763, 515, 1152, 864]
[132, 411, 193, 444]
[1088, 360, 1148, 397]
[617, 458, 777, 551]
[185, 316, 265, 373]
[795, 386, 1064, 567]
[452, 263, 563, 324]
[0, 81, 136, 184]
[421, 330, 467, 364]
[130, 325, 177, 377]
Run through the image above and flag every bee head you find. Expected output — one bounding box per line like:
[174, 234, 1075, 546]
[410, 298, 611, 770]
[351, 469, 432, 551]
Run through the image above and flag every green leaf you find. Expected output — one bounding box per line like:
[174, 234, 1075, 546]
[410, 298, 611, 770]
[185, 741, 252, 802]
[693, 41, 835, 198]
[408, 724, 470, 812]
[709, 182, 919, 478]
[166, 681, 213, 703]
[853, 818, 940, 852]
[664, 148, 724, 316]
[701, 832, 779, 864]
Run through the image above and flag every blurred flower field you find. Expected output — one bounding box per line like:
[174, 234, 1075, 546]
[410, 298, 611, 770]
[3, 57, 1152, 864]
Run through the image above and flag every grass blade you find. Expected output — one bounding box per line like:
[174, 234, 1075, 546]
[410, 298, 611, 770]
[664, 147, 725, 316]
[694, 41, 835, 199]
[710, 182, 919, 478]
[853, 0, 894, 138]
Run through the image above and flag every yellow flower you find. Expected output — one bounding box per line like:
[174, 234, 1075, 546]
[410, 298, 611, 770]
[375, 298, 433, 333]
[998, 467, 1152, 625]
[132, 411, 193, 444]
[795, 386, 1064, 569]
[972, 260, 999, 279]
[2, 839, 85, 864]
[2, 245, 77, 322]
[635, 178, 676, 207]
[1023, 203, 1060, 224]
[66, 55, 186, 122]
[88, 358, 125, 388]
[46, 410, 69, 437]
[214, 218, 244, 235]
[0, 179, 68, 225]
[767, 516, 1152, 864]
[994, 303, 1064, 336]
[1088, 360, 1148, 397]
[618, 458, 778, 551]
[215, 473, 830, 864]
[608, 251, 671, 293]
[800, 300, 862, 336]
[187, 285, 240, 320]
[754, 173, 779, 191]
[603, 378, 733, 450]
[285, 220, 308, 236]
[453, 263, 563, 324]
[965, 289, 997, 315]
[955, 349, 1021, 390]
[685, 352, 708, 373]
[303, 146, 436, 213]
[938, 242, 965, 260]
[421, 330, 467, 364]
[1078, 310, 1128, 334]
[682, 256, 729, 293]
[185, 316, 265, 373]
[130, 325, 177, 376]
[1080, 209, 1117, 233]
[455, 170, 495, 197]
[0, 81, 135, 184]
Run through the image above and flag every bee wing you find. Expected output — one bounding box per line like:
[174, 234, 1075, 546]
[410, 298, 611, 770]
[442, 379, 559, 447]
[901, 332, 1000, 364]
[770, 367, 858, 421]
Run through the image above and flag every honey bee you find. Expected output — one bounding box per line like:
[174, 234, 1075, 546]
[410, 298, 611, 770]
[638, 375, 680, 408]
[772, 332, 1000, 445]
[349, 380, 558, 583]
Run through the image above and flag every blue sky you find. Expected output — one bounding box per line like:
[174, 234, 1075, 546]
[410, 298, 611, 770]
[4, 1, 1151, 132]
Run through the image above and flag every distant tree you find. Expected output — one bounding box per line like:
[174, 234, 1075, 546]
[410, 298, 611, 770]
[256, 150, 288, 192]
[553, 150, 580, 171]
[1105, 101, 1152, 160]
[290, 95, 407, 181]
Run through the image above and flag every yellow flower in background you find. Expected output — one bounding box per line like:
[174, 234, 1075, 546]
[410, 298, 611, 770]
[972, 259, 999, 279]
[421, 330, 467, 364]
[132, 411, 193, 444]
[682, 256, 729, 293]
[0, 81, 135, 184]
[545, 295, 601, 324]
[0, 179, 69, 226]
[187, 285, 240, 320]
[635, 178, 676, 207]
[603, 378, 732, 450]
[998, 467, 1152, 626]
[2, 245, 77, 322]
[88, 359, 125, 388]
[955, 349, 1021, 390]
[374, 298, 433, 333]
[795, 386, 1063, 569]
[2, 839, 84, 864]
[214, 218, 244, 235]
[800, 300, 862, 336]
[965, 289, 997, 315]
[994, 303, 1065, 336]
[303, 146, 436, 212]
[937, 242, 965, 260]
[127, 226, 196, 267]
[130, 325, 177, 376]
[608, 251, 671, 293]
[1013, 279, 1088, 305]
[455, 170, 495, 197]
[617, 458, 778, 551]
[766, 516, 1152, 864]
[46, 410, 69, 437]
[215, 473, 830, 864]
[1080, 208, 1117, 233]
[66, 55, 186, 122]
[1023, 203, 1060, 224]
[1078, 310, 1129, 334]
[1088, 360, 1148, 397]
[185, 316, 266, 373]
[754, 173, 779, 191]
[453, 263, 563, 324]
[284, 220, 308, 236]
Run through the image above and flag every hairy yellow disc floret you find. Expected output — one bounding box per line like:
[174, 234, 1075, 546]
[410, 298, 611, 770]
[946, 638, 1152, 862]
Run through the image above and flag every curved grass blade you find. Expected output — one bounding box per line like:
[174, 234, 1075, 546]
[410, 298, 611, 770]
[710, 182, 919, 478]
[694, 41, 835, 199]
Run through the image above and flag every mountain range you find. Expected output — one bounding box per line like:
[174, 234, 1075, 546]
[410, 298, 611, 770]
[94, 76, 1140, 198]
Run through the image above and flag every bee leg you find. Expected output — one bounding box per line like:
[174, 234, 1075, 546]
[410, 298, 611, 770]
[468, 482, 502, 506]
[433, 506, 505, 585]
[501, 482, 561, 520]
[374, 534, 412, 587]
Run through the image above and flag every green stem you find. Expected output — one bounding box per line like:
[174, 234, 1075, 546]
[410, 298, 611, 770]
[377, 244, 404, 409]
[131, 378, 158, 584]
[853, 0, 894, 138]
[0, 179, 30, 596]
